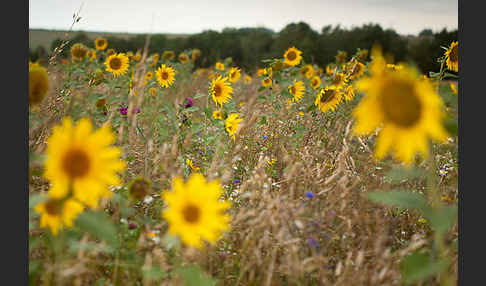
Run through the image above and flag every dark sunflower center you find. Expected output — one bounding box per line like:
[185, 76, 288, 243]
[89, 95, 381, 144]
[312, 79, 318, 86]
[73, 48, 87, 59]
[332, 75, 342, 85]
[213, 84, 222, 98]
[450, 45, 458, 62]
[30, 82, 44, 104]
[97, 40, 105, 47]
[287, 51, 297, 61]
[161, 71, 169, 80]
[289, 86, 296, 94]
[380, 80, 422, 127]
[182, 204, 200, 223]
[320, 89, 336, 103]
[109, 57, 122, 70]
[62, 149, 91, 178]
[130, 179, 149, 200]
[45, 199, 60, 216]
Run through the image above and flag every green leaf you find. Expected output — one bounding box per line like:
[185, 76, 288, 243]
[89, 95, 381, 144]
[442, 72, 458, 79]
[428, 71, 440, 78]
[423, 205, 458, 234]
[194, 93, 206, 99]
[142, 266, 168, 281]
[443, 116, 458, 137]
[175, 265, 217, 286]
[162, 234, 181, 250]
[401, 250, 448, 285]
[366, 190, 429, 211]
[182, 106, 200, 113]
[259, 116, 267, 126]
[257, 86, 266, 92]
[385, 167, 426, 183]
[76, 211, 119, 247]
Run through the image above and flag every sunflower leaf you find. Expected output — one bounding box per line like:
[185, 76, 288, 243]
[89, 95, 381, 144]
[366, 190, 429, 212]
[401, 250, 448, 285]
[175, 265, 218, 286]
[194, 93, 206, 99]
[76, 211, 119, 247]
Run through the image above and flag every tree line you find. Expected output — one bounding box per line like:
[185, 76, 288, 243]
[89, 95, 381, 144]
[30, 22, 457, 74]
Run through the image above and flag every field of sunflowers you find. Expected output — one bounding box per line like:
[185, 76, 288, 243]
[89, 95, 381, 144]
[29, 32, 458, 285]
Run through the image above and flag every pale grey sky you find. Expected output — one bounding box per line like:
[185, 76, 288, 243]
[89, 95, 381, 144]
[29, 0, 458, 35]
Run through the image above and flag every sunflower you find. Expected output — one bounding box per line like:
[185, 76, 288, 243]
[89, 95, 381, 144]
[315, 85, 344, 113]
[271, 60, 284, 72]
[152, 52, 160, 65]
[263, 67, 272, 78]
[155, 65, 176, 88]
[215, 62, 225, 71]
[450, 82, 457, 94]
[94, 37, 108, 50]
[135, 51, 142, 62]
[283, 47, 302, 66]
[326, 65, 335, 75]
[317, 67, 324, 75]
[310, 76, 321, 90]
[257, 68, 265, 77]
[44, 117, 126, 208]
[343, 85, 356, 101]
[335, 50, 348, 63]
[228, 67, 241, 83]
[352, 48, 449, 165]
[191, 49, 201, 61]
[71, 43, 89, 62]
[162, 50, 175, 61]
[179, 53, 189, 64]
[346, 61, 366, 80]
[34, 198, 84, 236]
[212, 109, 225, 120]
[210, 76, 233, 107]
[331, 72, 348, 87]
[29, 65, 49, 106]
[262, 77, 272, 88]
[300, 64, 314, 79]
[89, 49, 97, 62]
[288, 80, 305, 102]
[356, 49, 369, 61]
[128, 177, 151, 201]
[106, 49, 115, 57]
[144, 71, 153, 85]
[104, 53, 129, 77]
[186, 158, 200, 171]
[244, 75, 252, 84]
[162, 173, 231, 248]
[444, 41, 458, 72]
[225, 113, 243, 141]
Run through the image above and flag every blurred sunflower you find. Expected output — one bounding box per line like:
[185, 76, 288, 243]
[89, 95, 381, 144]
[71, 43, 89, 62]
[34, 198, 84, 236]
[186, 158, 200, 171]
[106, 48, 116, 57]
[343, 85, 356, 101]
[44, 117, 126, 208]
[126, 51, 134, 61]
[356, 49, 369, 61]
[288, 80, 305, 102]
[144, 71, 153, 85]
[257, 68, 265, 77]
[228, 67, 241, 83]
[191, 49, 201, 61]
[210, 76, 233, 107]
[331, 72, 348, 87]
[263, 67, 272, 78]
[326, 64, 335, 75]
[225, 113, 243, 141]
[283, 46, 302, 66]
[94, 37, 108, 50]
[104, 53, 129, 77]
[89, 49, 97, 62]
[162, 50, 175, 61]
[262, 77, 272, 88]
[444, 41, 458, 72]
[162, 173, 231, 248]
[310, 76, 321, 90]
[128, 177, 151, 201]
[271, 60, 284, 72]
[155, 65, 176, 88]
[152, 52, 160, 65]
[347, 61, 366, 80]
[352, 47, 449, 165]
[244, 75, 252, 84]
[215, 62, 225, 71]
[212, 109, 225, 120]
[300, 64, 314, 79]
[29, 65, 49, 106]
[450, 82, 457, 94]
[315, 85, 343, 113]
[335, 50, 348, 63]
[179, 53, 189, 64]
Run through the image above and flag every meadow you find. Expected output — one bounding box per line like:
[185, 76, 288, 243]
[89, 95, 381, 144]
[29, 30, 458, 285]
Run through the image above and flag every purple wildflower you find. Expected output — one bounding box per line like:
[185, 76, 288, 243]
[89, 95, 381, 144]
[120, 107, 128, 115]
[184, 97, 194, 108]
[233, 179, 240, 184]
[305, 192, 314, 199]
[128, 222, 137, 230]
[308, 236, 319, 250]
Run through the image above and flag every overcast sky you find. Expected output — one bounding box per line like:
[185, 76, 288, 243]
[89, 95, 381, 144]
[29, 0, 458, 36]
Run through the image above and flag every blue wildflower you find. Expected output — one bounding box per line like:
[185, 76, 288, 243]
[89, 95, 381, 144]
[308, 237, 319, 250]
[233, 179, 240, 184]
[305, 192, 314, 199]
